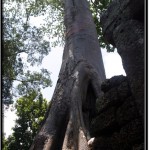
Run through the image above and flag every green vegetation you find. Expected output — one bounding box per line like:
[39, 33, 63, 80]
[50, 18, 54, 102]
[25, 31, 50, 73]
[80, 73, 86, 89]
[2, 0, 54, 105]
[89, 0, 114, 52]
[2, 0, 113, 105]
[3, 91, 49, 150]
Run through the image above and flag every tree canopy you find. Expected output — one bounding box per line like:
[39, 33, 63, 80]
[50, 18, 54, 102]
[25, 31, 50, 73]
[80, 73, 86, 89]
[90, 0, 114, 51]
[2, 0, 54, 105]
[3, 91, 49, 150]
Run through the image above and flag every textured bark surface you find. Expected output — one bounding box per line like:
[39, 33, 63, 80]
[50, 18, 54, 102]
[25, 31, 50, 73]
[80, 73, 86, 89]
[30, 0, 105, 149]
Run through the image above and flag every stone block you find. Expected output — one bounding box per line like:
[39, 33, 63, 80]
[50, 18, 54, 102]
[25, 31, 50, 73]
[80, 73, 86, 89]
[117, 80, 131, 99]
[116, 96, 139, 125]
[101, 0, 144, 45]
[101, 75, 127, 93]
[119, 119, 144, 144]
[91, 137, 112, 150]
[91, 107, 118, 136]
[96, 88, 118, 113]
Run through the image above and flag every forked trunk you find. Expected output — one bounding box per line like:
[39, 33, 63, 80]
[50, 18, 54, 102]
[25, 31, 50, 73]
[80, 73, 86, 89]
[30, 0, 105, 149]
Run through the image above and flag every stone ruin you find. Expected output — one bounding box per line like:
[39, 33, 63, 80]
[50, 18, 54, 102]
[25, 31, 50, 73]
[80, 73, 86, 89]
[89, 0, 144, 149]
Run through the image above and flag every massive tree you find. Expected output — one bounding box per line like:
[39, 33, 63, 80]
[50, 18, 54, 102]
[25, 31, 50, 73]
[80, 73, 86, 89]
[30, 0, 106, 149]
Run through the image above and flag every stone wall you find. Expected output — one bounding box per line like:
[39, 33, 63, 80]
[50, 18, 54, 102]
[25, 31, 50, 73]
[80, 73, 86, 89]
[101, 0, 144, 118]
[90, 75, 144, 150]
[89, 0, 145, 148]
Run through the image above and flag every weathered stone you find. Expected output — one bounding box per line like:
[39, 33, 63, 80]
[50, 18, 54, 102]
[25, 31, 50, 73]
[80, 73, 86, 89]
[91, 107, 118, 136]
[110, 132, 132, 150]
[92, 0, 145, 149]
[110, 119, 143, 150]
[117, 80, 131, 99]
[116, 96, 139, 125]
[113, 20, 144, 117]
[96, 88, 118, 113]
[96, 76, 131, 113]
[101, 75, 127, 93]
[91, 134, 132, 150]
[91, 137, 112, 150]
[101, 0, 144, 45]
[119, 119, 144, 144]
[101, 0, 144, 120]
[91, 117, 143, 149]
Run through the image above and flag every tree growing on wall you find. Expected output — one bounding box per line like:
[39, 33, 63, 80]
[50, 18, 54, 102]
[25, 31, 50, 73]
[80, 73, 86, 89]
[30, 0, 106, 149]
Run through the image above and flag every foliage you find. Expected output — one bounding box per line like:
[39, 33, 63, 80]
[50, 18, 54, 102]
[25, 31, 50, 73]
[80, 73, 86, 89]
[15, 69, 52, 96]
[4, 91, 49, 150]
[2, 135, 8, 150]
[2, 0, 54, 105]
[89, 0, 115, 52]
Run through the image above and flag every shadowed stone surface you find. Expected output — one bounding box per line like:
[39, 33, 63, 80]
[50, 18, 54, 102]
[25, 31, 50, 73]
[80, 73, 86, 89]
[90, 75, 144, 150]
[94, 0, 145, 148]
[116, 96, 139, 126]
[100, 0, 144, 118]
[101, 0, 144, 45]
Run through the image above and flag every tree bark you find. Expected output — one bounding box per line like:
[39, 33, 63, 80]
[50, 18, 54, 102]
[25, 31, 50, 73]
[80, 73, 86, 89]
[30, 0, 105, 149]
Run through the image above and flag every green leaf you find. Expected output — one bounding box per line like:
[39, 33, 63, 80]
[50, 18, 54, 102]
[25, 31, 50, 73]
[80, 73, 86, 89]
[5, 91, 49, 150]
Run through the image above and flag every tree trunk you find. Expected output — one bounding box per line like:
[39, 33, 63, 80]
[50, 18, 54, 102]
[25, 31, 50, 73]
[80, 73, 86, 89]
[30, 0, 105, 149]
